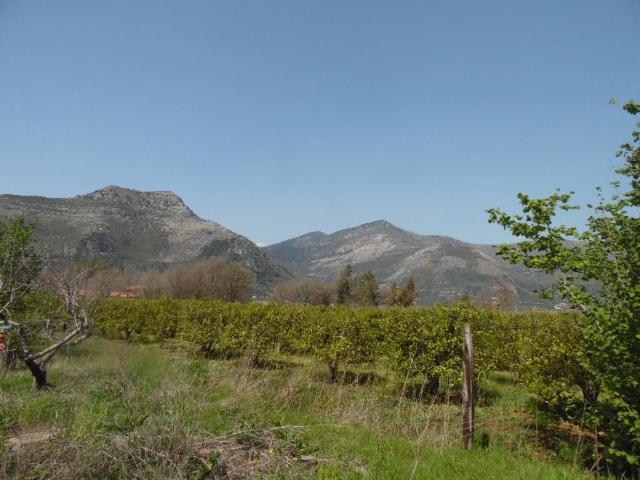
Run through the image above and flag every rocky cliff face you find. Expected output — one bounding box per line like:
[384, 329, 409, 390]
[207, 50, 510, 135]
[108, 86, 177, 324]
[0, 186, 289, 294]
[265, 220, 552, 307]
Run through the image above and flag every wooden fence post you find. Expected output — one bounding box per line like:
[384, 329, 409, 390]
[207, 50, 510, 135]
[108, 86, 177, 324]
[462, 323, 475, 449]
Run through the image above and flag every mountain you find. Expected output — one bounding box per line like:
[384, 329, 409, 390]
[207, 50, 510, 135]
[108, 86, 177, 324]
[0, 186, 289, 294]
[0, 188, 553, 306]
[264, 220, 552, 308]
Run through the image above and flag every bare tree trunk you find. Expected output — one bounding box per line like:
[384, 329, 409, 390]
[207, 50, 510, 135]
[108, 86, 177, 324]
[329, 362, 339, 382]
[24, 357, 51, 389]
[11, 310, 90, 389]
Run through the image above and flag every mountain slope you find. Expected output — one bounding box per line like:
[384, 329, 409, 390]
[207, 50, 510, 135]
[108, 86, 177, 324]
[265, 220, 551, 307]
[0, 186, 289, 294]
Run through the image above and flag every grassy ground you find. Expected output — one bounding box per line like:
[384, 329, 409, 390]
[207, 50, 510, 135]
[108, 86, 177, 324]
[0, 338, 598, 479]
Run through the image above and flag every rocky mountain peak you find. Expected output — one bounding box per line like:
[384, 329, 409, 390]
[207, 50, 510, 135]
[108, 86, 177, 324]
[84, 185, 180, 202]
[265, 221, 552, 307]
[362, 219, 394, 228]
[0, 187, 290, 295]
[341, 220, 420, 244]
[81, 186, 196, 218]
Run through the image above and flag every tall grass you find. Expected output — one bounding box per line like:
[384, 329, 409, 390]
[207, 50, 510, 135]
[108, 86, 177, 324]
[1, 338, 598, 479]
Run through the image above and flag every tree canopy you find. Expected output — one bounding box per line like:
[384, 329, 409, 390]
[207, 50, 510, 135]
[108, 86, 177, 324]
[488, 101, 640, 471]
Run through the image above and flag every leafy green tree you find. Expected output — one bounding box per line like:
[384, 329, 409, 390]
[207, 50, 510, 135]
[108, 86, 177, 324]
[487, 101, 640, 471]
[352, 271, 379, 306]
[336, 265, 353, 305]
[0, 218, 40, 316]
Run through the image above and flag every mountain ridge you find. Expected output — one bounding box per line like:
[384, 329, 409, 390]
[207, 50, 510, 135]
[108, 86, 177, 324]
[0, 186, 552, 307]
[265, 220, 552, 307]
[0, 186, 290, 295]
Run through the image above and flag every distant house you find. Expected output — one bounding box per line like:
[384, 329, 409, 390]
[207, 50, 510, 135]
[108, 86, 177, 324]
[553, 302, 570, 311]
[110, 286, 142, 298]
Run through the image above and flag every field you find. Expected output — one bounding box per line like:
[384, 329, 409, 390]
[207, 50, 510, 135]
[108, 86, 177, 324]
[1, 336, 599, 479]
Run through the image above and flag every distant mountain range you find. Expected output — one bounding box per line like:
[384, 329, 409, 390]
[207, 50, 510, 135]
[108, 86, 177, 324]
[0, 186, 289, 295]
[0, 186, 552, 307]
[265, 220, 553, 308]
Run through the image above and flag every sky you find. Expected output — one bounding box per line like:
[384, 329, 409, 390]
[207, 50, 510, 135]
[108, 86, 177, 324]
[0, 0, 638, 246]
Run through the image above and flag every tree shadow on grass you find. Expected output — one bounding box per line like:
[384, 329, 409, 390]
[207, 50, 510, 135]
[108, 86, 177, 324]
[399, 379, 463, 404]
[317, 368, 383, 385]
[202, 349, 244, 361]
[531, 409, 601, 472]
[338, 370, 382, 385]
[245, 357, 300, 370]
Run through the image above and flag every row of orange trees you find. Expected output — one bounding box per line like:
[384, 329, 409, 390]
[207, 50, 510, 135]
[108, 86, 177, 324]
[95, 299, 590, 403]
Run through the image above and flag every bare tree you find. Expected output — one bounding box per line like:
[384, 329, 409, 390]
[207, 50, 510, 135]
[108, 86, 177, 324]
[88, 266, 145, 298]
[476, 282, 517, 311]
[216, 263, 254, 302]
[385, 277, 417, 306]
[136, 258, 254, 301]
[0, 219, 98, 388]
[271, 279, 335, 305]
[309, 281, 335, 306]
[9, 261, 99, 388]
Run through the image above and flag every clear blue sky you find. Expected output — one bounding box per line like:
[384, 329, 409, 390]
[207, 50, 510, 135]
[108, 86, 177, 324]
[0, 0, 638, 245]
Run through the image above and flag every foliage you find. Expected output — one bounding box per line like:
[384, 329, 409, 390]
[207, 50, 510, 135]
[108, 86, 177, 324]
[96, 298, 581, 397]
[515, 312, 599, 421]
[487, 101, 640, 471]
[0, 217, 40, 317]
[351, 271, 380, 306]
[301, 307, 385, 379]
[335, 265, 352, 305]
[381, 306, 459, 393]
